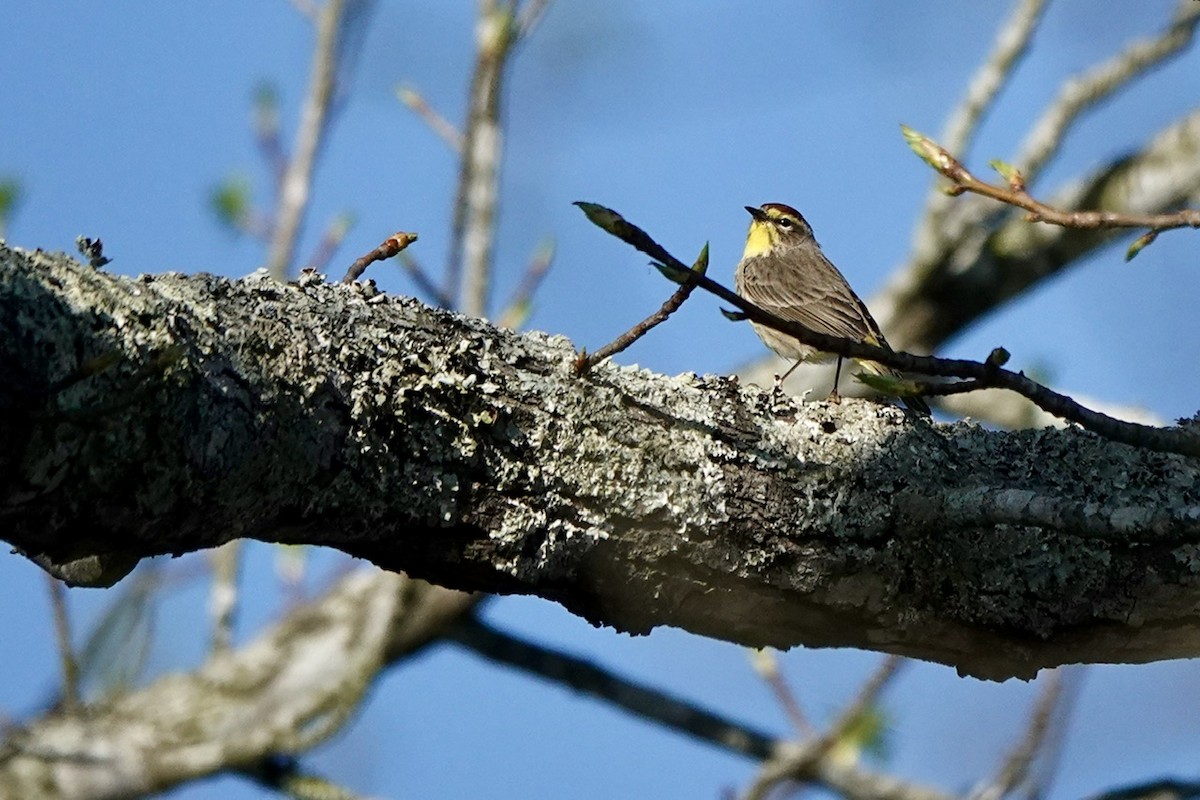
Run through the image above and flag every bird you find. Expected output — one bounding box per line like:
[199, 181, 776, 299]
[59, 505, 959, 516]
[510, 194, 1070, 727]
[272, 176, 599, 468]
[733, 202, 930, 415]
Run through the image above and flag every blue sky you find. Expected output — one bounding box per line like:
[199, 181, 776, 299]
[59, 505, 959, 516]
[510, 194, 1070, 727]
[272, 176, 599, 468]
[3, 2, 1200, 798]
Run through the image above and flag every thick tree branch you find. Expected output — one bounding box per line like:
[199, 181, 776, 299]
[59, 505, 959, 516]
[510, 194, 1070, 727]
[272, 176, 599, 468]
[5, 244, 1200, 680]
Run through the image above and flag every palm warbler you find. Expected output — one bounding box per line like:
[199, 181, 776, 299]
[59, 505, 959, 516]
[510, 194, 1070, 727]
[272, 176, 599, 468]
[734, 203, 930, 415]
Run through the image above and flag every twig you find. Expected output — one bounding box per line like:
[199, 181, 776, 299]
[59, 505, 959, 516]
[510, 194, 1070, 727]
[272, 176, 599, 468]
[340, 231, 418, 284]
[46, 576, 80, 713]
[446, 1, 518, 316]
[496, 237, 555, 329]
[904, 126, 1200, 238]
[396, 84, 464, 153]
[447, 615, 781, 761]
[265, 0, 350, 281]
[971, 669, 1063, 800]
[575, 201, 1200, 458]
[1014, 0, 1200, 182]
[574, 243, 707, 374]
[877, 109, 1200, 356]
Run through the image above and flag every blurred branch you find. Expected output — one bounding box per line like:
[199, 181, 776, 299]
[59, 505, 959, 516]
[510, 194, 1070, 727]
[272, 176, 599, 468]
[0, 571, 477, 799]
[742, 656, 919, 800]
[970, 669, 1064, 800]
[241, 754, 370, 800]
[397, 85, 464, 153]
[451, 617, 947, 800]
[303, 213, 355, 273]
[825, 655, 904, 749]
[1087, 779, 1200, 800]
[46, 577, 79, 714]
[0, 178, 23, 240]
[287, 0, 319, 21]
[874, 2, 1200, 364]
[448, 615, 778, 761]
[914, 0, 1047, 265]
[1014, 0, 1200, 182]
[265, 0, 350, 281]
[208, 541, 242, 655]
[399, 251, 454, 308]
[496, 237, 555, 329]
[253, 83, 289, 192]
[446, 2, 519, 317]
[515, 0, 551, 37]
[749, 649, 816, 738]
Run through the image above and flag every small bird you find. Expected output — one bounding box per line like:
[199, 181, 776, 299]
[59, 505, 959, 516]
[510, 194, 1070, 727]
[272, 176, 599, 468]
[734, 203, 930, 415]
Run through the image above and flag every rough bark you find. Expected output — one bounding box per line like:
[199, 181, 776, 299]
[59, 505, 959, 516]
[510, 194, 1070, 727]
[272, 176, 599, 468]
[3, 242, 1200, 682]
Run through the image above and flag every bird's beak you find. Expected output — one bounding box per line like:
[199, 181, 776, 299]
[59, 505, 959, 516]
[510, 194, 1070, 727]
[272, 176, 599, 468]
[744, 205, 768, 222]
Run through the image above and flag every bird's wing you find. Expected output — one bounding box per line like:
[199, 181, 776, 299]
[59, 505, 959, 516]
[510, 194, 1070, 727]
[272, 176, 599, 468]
[737, 251, 888, 345]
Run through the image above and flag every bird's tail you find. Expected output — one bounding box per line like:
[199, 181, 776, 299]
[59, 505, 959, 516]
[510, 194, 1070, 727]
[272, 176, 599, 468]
[854, 359, 931, 416]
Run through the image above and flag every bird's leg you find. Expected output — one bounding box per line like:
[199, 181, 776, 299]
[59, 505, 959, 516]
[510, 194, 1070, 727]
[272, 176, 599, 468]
[774, 359, 803, 393]
[829, 357, 843, 403]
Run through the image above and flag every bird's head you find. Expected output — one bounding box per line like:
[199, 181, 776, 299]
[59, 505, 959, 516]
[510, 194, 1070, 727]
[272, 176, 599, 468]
[742, 203, 815, 258]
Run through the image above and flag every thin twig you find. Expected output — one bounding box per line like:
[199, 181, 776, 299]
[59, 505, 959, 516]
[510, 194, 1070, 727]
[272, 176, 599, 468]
[46, 576, 80, 713]
[573, 243, 707, 374]
[1014, 0, 1200, 182]
[265, 0, 349, 281]
[341, 231, 418, 284]
[397, 85, 464, 153]
[447, 615, 781, 761]
[904, 125, 1200, 260]
[576, 201, 1200, 458]
[446, 1, 518, 316]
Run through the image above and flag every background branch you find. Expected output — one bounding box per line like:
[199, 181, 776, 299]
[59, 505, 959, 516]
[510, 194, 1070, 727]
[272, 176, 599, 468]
[264, 0, 351, 280]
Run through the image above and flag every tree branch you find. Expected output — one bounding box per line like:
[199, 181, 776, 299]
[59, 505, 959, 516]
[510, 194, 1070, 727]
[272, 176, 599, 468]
[6, 244, 1200, 680]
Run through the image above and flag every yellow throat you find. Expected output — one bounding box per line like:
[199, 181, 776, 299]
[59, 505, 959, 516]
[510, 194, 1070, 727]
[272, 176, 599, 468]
[741, 219, 778, 260]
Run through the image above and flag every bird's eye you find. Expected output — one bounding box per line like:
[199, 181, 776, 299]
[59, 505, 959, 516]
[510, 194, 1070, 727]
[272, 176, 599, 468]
[777, 218, 794, 230]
